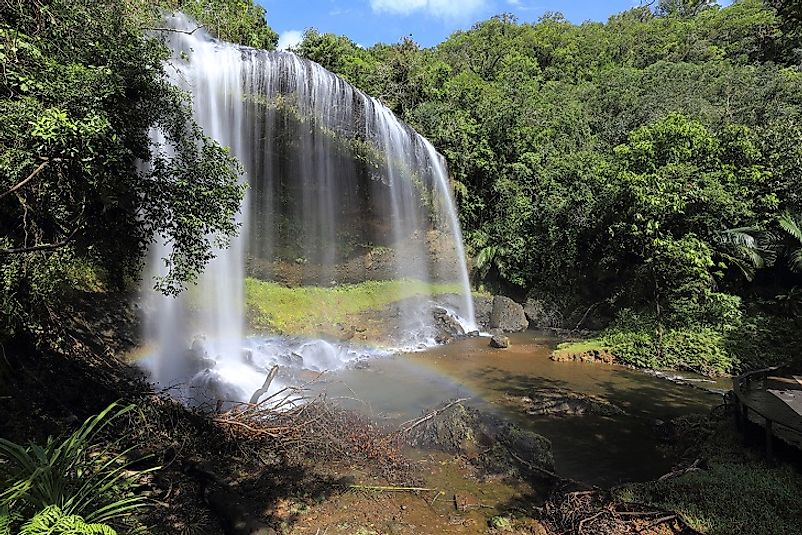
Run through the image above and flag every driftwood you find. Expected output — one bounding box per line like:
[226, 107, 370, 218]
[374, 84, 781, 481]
[249, 365, 279, 405]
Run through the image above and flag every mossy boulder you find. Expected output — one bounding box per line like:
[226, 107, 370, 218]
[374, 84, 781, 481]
[405, 401, 554, 476]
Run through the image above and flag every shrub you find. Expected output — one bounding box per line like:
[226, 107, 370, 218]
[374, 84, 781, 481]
[0, 403, 155, 532]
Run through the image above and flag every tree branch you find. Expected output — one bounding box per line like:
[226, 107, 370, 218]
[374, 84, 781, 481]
[0, 223, 82, 255]
[0, 160, 49, 201]
[0, 199, 85, 255]
[143, 25, 204, 35]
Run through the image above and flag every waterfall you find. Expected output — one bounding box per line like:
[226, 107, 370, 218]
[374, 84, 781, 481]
[141, 14, 476, 406]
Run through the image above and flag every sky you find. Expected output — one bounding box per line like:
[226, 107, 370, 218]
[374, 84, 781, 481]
[259, 1, 677, 50]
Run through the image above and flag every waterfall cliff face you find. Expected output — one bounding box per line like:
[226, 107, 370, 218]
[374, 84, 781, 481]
[142, 14, 475, 406]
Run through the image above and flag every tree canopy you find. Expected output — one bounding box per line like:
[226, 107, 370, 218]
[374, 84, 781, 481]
[0, 0, 279, 340]
[295, 0, 802, 373]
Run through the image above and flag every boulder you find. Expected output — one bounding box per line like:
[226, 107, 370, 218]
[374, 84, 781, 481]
[512, 387, 624, 417]
[405, 401, 554, 476]
[473, 295, 493, 330]
[490, 335, 510, 349]
[523, 298, 546, 328]
[489, 296, 528, 333]
[432, 307, 466, 337]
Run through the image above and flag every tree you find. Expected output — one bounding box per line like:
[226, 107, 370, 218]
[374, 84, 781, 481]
[656, 0, 716, 18]
[0, 0, 245, 340]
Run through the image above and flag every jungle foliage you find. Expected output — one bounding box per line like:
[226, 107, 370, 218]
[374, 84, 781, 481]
[296, 0, 802, 372]
[0, 0, 280, 342]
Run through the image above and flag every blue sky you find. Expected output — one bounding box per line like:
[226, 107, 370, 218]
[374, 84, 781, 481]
[259, 1, 726, 49]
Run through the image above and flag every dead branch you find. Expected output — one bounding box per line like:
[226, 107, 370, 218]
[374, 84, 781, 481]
[0, 160, 49, 201]
[143, 25, 204, 35]
[249, 365, 279, 405]
[658, 459, 703, 481]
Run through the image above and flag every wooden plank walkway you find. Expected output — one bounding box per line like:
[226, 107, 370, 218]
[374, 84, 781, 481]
[732, 368, 802, 457]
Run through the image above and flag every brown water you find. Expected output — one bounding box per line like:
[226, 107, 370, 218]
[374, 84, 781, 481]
[310, 332, 724, 487]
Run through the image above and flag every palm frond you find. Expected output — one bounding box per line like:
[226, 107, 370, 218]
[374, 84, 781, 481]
[778, 212, 802, 243]
[718, 226, 761, 248]
[789, 247, 802, 273]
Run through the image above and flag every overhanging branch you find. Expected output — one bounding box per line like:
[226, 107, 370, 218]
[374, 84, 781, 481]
[0, 223, 82, 255]
[142, 25, 204, 35]
[0, 160, 49, 201]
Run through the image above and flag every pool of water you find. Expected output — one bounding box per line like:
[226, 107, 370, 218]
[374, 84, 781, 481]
[308, 332, 724, 487]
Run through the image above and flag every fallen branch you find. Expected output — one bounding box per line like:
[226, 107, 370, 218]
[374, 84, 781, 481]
[348, 484, 434, 492]
[508, 449, 594, 490]
[642, 514, 677, 530]
[658, 459, 703, 481]
[249, 365, 279, 405]
[143, 25, 204, 35]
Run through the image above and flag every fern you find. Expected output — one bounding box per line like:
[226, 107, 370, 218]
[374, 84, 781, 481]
[0, 403, 156, 528]
[20, 506, 117, 535]
[0, 505, 12, 535]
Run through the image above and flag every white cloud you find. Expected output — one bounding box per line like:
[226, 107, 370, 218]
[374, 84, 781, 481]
[278, 30, 303, 51]
[369, 0, 488, 19]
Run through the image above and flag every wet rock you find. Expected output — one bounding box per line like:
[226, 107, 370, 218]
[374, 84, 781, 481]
[406, 403, 478, 454]
[432, 307, 466, 337]
[523, 298, 546, 328]
[188, 369, 247, 410]
[489, 335, 510, 349]
[473, 295, 494, 329]
[405, 401, 554, 476]
[515, 387, 624, 416]
[183, 339, 217, 376]
[489, 296, 528, 333]
[435, 333, 455, 345]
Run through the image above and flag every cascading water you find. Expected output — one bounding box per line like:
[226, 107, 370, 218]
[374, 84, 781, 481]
[141, 14, 476, 407]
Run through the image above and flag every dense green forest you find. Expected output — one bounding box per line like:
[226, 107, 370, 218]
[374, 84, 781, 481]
[0, 0, 277, 347]
[3, 0, 801, 374]
[295, 0, 802, 375]
[3, 1, 802, 534]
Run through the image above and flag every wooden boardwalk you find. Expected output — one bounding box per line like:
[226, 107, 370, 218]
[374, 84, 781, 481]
[733, 368, 802, 457]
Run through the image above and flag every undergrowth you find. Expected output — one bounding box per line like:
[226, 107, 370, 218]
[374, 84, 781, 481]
[553, 309, 802, 376]
[614, 414, 802, 535]
[0, 403, 155, 534]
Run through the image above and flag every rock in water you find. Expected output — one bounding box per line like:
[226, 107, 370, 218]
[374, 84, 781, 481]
[405, 401, 554, 475]
[490, 335, 511, 349]
[432, 307, 466, 338]
[514, 387, 625, 416]
[490, 296, 528, 332]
